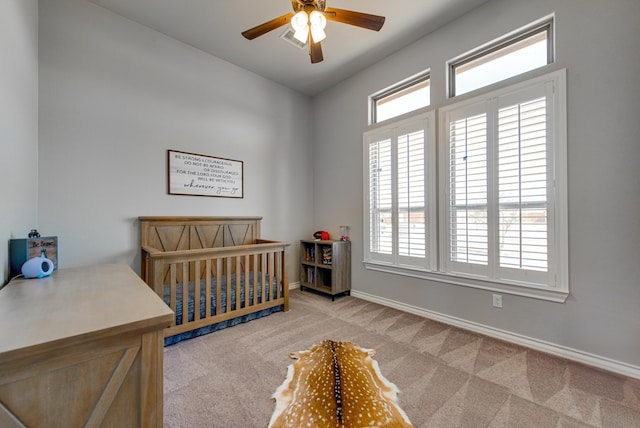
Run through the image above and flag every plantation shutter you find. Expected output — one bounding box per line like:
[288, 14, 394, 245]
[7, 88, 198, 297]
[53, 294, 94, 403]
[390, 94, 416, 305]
[397, 128, 426, 260]
[449, 113, 488, 266]
[364, 113, 434, 269]
[442, 77, 558, 286]
[368, 136, 393, 257]
[498, 97, 548, 272]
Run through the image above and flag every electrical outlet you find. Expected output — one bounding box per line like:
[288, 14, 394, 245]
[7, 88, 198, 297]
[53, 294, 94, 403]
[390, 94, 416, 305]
[492, 294, 503, 308]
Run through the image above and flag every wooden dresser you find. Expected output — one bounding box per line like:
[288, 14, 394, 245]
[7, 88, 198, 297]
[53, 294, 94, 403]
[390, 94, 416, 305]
[0, 264, 174, 427]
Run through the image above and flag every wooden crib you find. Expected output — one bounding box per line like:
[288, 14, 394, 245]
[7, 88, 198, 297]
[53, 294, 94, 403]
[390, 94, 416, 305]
[139, 216, 289, 345]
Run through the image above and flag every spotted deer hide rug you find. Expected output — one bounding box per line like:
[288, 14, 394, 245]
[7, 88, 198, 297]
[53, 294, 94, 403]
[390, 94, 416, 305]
[269, 339, 413, 428]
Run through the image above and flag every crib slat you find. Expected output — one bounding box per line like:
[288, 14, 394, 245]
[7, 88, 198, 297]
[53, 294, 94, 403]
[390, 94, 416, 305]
[261, 253, 267, 304]
[226, 257, 232, 313]
[244, 254, 249, 308]
[194, 260, 201, 321]
[182, 262, 189, 325]
[282, 248, 289, 311]
[268, 252, 274, 302]
[275, 250, 282, 300]
[252, 253, 259, 306]
[216, 258, 222, 316]
[205, 259, 212, 318]
[233, 256, 242, 311]
[170, 264, 177, 318]
[280, 250, 284, 300]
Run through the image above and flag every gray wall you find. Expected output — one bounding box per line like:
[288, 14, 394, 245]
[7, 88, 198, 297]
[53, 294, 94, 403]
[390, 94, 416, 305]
[37, 0, 314, 279]
[312, 0, 640, 369]
[0, 0, 39, 282]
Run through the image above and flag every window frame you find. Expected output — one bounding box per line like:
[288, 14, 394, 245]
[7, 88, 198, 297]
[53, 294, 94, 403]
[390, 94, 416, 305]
[440, 69, 568, 298]
[363, 69, 568, 303]
[448, 16, 554, 98]
[370, 71, 431, 125]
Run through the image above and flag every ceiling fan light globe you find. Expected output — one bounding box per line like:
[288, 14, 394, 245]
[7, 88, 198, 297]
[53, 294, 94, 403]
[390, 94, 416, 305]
[293, 27, 309, 43]
[291, 11, 308, 32]
[309, 11, 327, 30]
[311, 27, 326, 43]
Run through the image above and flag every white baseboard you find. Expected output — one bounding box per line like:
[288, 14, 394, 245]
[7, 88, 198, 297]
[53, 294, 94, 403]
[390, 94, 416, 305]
[350, 289, 640, 380]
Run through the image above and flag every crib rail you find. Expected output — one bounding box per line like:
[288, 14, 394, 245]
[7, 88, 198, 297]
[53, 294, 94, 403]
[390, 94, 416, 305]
[141, 241, 289, 337]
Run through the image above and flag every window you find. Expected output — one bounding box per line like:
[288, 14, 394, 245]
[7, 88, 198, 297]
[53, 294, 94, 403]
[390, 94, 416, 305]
[364, 112, 437, 270]
[449, 18, 553, 97]
[371, 72, 430, 124]
[440, 69, 568, 294]
[364, 69, 568, 301]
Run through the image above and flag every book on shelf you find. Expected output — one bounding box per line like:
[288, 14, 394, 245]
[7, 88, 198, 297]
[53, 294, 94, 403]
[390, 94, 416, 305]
[321, 246, 332, 265]
[305, 246, 316, 262]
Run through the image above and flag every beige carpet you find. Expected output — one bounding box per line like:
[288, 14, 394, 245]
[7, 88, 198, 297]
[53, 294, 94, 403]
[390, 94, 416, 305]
[164, 290, 640, 427]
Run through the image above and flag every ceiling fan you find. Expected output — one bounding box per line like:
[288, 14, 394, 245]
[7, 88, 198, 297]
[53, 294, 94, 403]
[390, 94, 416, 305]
[241, 0, 385, 64]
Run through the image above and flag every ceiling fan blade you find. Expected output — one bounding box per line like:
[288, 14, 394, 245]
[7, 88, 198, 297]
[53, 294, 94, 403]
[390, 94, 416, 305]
[241, 13, 294, 40]
[324, 7, 385, 32]
[309, 40, 324, 64]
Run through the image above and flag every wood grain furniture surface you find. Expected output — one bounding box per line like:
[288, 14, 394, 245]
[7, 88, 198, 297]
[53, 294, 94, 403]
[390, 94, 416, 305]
[0, 264, 173, 428]
[139, 216, 289, 343]
[300, 240, 351, 300]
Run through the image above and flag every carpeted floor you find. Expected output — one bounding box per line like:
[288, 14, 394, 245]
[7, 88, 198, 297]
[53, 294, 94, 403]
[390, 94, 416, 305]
[164, 289, 640, 427]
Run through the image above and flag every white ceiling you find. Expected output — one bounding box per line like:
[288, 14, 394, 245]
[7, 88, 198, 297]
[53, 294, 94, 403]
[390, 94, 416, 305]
[86, 0, 489, 96]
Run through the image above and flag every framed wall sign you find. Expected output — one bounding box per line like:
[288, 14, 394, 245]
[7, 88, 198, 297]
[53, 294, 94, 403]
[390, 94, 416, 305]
[167, 150, 244, 198]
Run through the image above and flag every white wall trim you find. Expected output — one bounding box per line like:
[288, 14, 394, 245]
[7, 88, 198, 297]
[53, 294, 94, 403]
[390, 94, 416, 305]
[363, 261, 568, 303]
[351, 289, 640, 380]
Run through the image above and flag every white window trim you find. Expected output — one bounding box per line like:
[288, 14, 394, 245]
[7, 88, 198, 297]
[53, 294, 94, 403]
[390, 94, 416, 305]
[363, 69, 568, 303]
[447, 14, 555, 99]
[369, 70, 431, 125]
